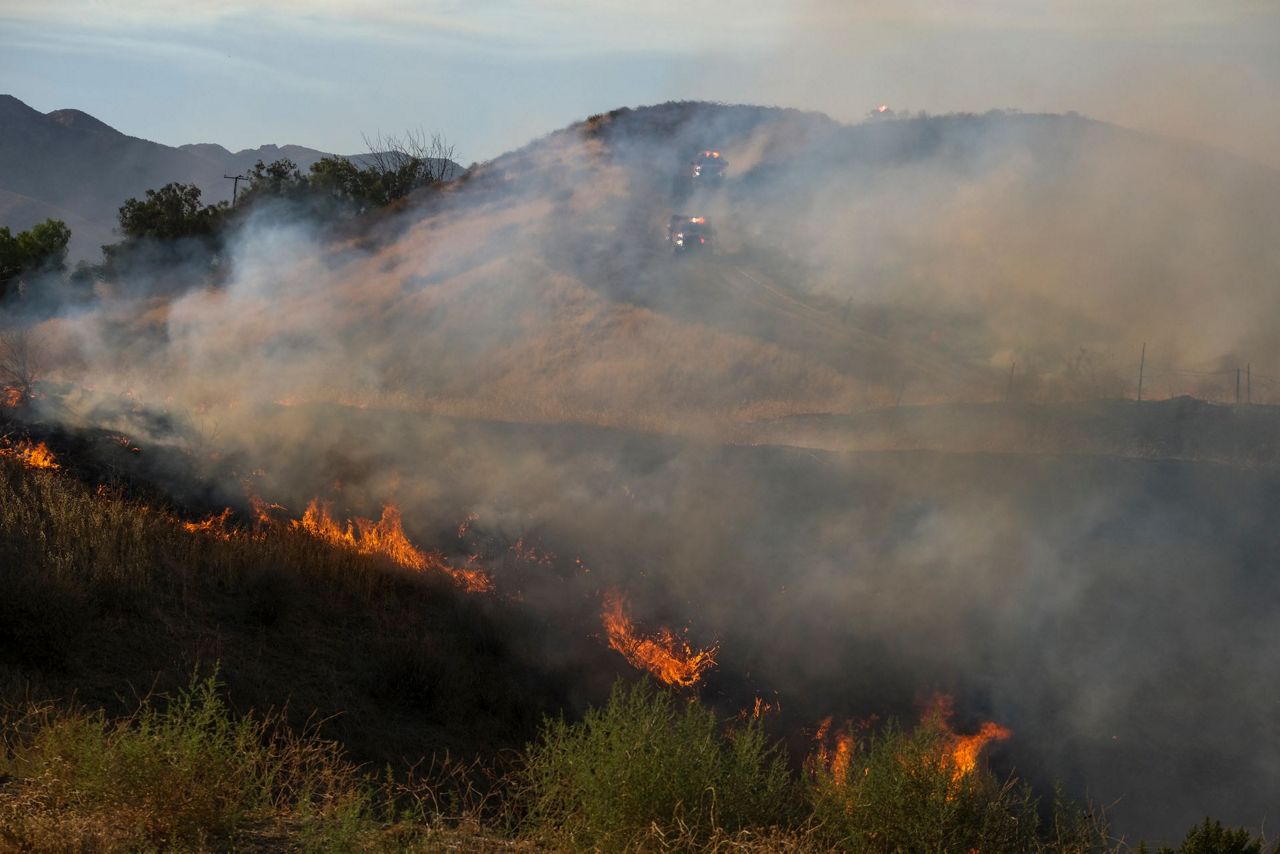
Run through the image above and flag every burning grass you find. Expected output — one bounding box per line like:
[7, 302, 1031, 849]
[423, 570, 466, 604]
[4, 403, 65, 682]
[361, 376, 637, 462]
[0, 438, 58, 470]
[294, 499, 493, 593]
[0, 440, 1257, 851]
[600, 589, 718, 688]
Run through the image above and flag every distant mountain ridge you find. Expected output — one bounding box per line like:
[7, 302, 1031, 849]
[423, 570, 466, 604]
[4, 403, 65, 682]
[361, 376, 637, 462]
[0, 95, 457, 261]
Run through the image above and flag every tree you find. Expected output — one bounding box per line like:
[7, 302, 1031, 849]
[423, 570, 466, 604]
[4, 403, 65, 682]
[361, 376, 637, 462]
[0, 325, 42, 403]
[235, 158, 308, 209]
[0, 219, 71, 300]
[1153, 818, 1266, 854]
[359, 129, 457, 202]
[305, 156, 379, 212]
[117, 183, 224, 241]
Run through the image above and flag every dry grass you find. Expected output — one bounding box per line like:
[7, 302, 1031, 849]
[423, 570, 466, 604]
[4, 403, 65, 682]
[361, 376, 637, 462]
[0, 671, 515, 852]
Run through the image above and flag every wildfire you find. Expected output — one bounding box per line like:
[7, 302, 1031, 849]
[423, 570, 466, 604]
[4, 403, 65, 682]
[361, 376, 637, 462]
[2, 386, 23, 408]
[1, 440, 59, 470]
[924, 695, 1012, 782]
[182, 507, 235, 540]
[809, 697, 1009, 789]
[600, 589, 718, 688]
[249, 494, 284, 528]
[293, 499, 493, 592]
[813, 716, 854, 781]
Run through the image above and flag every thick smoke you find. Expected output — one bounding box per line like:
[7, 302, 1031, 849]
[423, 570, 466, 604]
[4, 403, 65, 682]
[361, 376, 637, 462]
[14, 102, 1280, 842]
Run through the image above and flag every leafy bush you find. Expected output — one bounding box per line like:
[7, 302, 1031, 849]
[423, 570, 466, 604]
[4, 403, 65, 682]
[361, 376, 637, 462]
[519, 679, 796, 850]
[0, 671, 390, 850]
[807, 715, 1111, 853]
[1150, 817, 1268, 854]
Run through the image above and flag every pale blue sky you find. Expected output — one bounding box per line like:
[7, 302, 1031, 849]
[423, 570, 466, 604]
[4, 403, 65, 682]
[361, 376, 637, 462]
[3, 1, 1278, 167]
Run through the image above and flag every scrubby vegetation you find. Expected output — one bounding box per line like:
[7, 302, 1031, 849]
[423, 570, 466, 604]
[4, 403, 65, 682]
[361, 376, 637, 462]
[0, 453, 1272, 852]
[0, 451, 566, 770]
[519, 680, 796, 850]
[0, 672, 419, 851]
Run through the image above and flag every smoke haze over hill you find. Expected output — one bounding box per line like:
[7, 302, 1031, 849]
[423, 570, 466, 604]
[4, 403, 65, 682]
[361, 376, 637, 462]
[9, 101, 1280, 842]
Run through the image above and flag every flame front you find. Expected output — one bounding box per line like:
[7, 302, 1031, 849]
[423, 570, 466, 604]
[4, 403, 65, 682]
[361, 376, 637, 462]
[948, 721, 1012, 780]
[600, 589, 718, 688]
[182, 508, 235, 539]
[2, 386, 23, 408]
[294, 499, 493, 592]
[2, 440, 59, 470]
[813, 716, 854, 781]
[924, 695, 1012, 783]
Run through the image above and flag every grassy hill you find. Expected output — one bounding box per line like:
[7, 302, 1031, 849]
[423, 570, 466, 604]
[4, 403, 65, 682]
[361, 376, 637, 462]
[9, 100, 1280, 845]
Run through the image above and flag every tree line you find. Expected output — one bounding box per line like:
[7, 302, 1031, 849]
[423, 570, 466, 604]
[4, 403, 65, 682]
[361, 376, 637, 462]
[0, 130, 457, 303]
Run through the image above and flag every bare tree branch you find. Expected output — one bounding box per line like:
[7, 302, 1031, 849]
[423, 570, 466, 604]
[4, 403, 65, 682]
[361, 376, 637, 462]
[0, 326, 42, 405]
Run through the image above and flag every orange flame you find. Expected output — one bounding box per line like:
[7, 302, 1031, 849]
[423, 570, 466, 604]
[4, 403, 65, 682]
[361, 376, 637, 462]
[924, 695, 1012, 782]
[2, 440, 59, 470]
[2, 386, 23, 408]
[600, 589, 718, 688]
[248, 494, 283, 528]
[293, 499, 493, 592]
[812, 716, 855, 782]
[182, 508, 235, 540]
[949, 721, 1013, 780]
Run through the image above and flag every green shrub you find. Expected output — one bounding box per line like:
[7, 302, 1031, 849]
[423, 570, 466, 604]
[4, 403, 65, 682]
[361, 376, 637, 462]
[519, 679, 796, 850]
[0, 671, 396, 851]
[807, 716, 1110, 854]
[1150, 817, 1268, 854]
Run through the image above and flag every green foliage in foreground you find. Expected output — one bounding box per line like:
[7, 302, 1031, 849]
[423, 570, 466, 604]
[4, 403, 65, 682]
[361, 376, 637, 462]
[0, 668, 1271, 854]
[0, 672, 409, 851]
[520, 679, 796, 850]
[807, 716, 1107, 853]
[0, 461, 1271, 852]
[1143, 817, 1269, 854]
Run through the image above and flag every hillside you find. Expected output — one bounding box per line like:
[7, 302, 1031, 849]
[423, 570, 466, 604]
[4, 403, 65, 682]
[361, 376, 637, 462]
[10, 100, 1280, 844]
[35, 101, 1280, 432]
[0, 94, 458, 261]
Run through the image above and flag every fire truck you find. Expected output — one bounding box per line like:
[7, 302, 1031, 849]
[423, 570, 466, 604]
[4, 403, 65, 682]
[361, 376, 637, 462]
[689, 149, 727, 183]
[667, 215, 713, 254]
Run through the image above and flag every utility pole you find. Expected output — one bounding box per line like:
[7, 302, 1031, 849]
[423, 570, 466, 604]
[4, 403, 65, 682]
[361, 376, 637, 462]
[1137, 342, 1146, 402]
[1247, 363, 1252, 404]
[224, 174, 248, 207]
[1236, 367, 1242, 405]
[1006, 361, 1016, 403]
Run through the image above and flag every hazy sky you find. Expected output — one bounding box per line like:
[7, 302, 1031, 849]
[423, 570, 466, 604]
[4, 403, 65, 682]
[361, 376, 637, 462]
[3, 1, 1278, 167]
